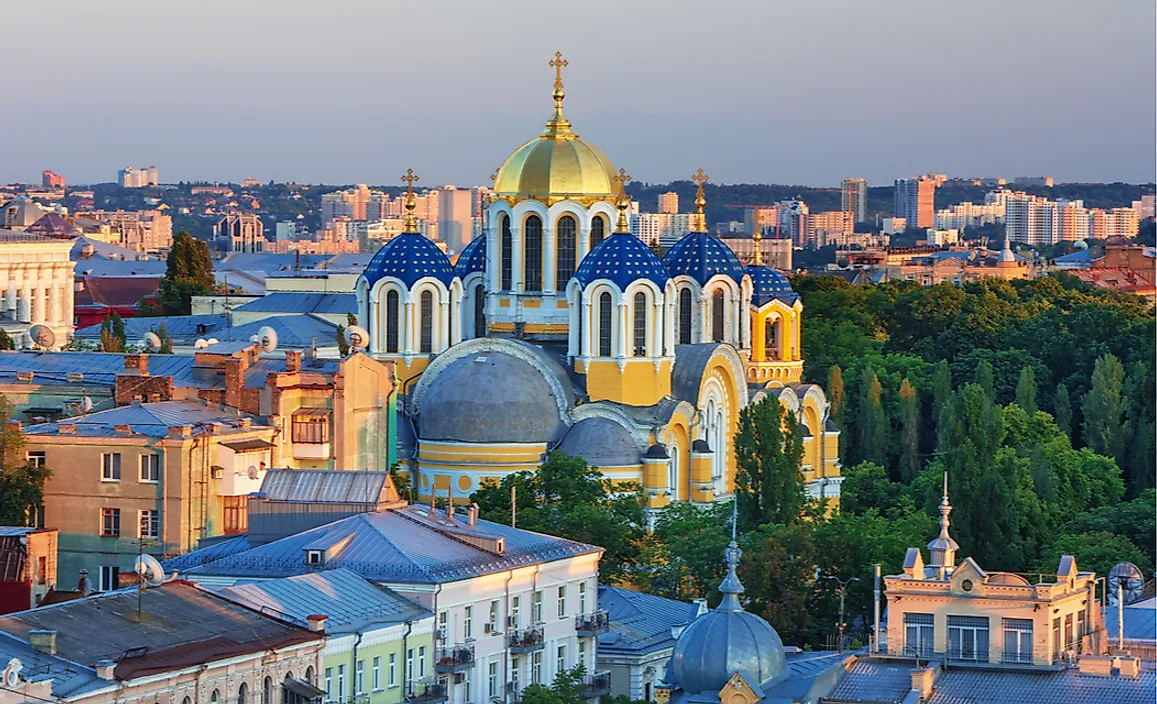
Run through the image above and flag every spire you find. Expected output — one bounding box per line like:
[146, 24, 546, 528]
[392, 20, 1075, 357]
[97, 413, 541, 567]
[752, 224, 763, 266]
[927, 471, 959, 570]
[614, 168, 632, 233]
[717, 496, 745, 611]
[691, 168, 709, 233]
[999, 232, 1016, 265]
[543, 51, 572, 136]
[401, 169, 420, 234]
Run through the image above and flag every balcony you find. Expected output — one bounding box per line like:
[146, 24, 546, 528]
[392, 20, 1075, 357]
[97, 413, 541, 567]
[1001, 651, 1034, 665]
[581, 671, 612, 698]
[405, 678, 448, 704]
[508, 626, 545, 654]
[575, 610, 609, 637]
[435, 644, 475, 674]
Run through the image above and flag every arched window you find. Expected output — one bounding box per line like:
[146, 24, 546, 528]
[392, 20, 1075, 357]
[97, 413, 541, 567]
[305, 667, 314, 684]
[282, 674, 294, 704]
[667, 445, 679, 497]
[598, 292, 612, 357]
[500, 214, 513, 290]
[262, 677, 272, 704]
[765, 317, 778, 360]
[385, 289, 400, 353]
[633, 292, 648, 356]
[590, 215, 606, 249]
[238, 683, 248, 704]
[210, 690, 219, 704]
[182, 697, 192, 704]
[678, 289, 693, 344]
[711, 289, 725, 342]
[473, 284, 486, 337]
[555, 215, 577, 291]
[419, 290, 434, 354]
[524, 215, 543, 292]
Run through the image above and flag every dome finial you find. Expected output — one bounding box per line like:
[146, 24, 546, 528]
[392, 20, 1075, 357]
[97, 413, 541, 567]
[718, 495, 745, 611]
[544, 52, 572, 135]
[401, 169, 420, 234]
[691, 168, 709, 233]
[927, 470, 959, 570]
[752, 224, 763, 266]
[614, 168, 632, 233]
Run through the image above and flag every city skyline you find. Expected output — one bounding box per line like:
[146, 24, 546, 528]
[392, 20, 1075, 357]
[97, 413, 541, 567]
[3, 0, 1155, 187]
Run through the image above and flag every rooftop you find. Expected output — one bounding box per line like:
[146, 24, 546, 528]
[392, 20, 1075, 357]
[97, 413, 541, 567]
[233, 291, 357, 316]
[598, 585, 701, 656]
[22, 400, 267, 438]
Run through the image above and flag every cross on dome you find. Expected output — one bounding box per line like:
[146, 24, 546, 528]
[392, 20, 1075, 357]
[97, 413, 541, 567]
[401, 169, 420, 233]
[614, 168, 632, 232]
[692, 168, 710, 232]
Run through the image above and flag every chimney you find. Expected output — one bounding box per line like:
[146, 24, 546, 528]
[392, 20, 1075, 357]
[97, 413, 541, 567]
[692, 598, 708, 616]
[94, 659, 116, 680]
[306, 614, 328, 633]
[114, 424, 133, 436]
[285, 350, 302, 373]
[237, 417, 252, 429]
[910, 665, 936, 699]
[124, 354, 149, 376]
[168, 425, 192, 438]
[225, 357, 247, 409]
[29, 629, 57, 655]
[58, 423, 76, 435]
[1116, 656, 1141, 678]
[5, 419, 21, 433]
[467, 503, 480, 527]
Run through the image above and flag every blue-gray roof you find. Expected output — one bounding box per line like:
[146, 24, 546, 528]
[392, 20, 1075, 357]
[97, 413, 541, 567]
[0, 631, 101, 699]
[217, 252, 332, 274]
[229, 314, 340, 348]
[233, 291, 357, 316]
[1055, 249, 1093, 264]
[0, 350, 208, 389]
[573, 233, 669, 289]
[221, 569, 430, 634]
[23, 400, 267, 438]
[362, 233, 455, 288]
[181, 505, 602, 584]
[1105, 598, 1156, 642]
[75, 314, 226, 341]
[598, 585, 700, 656]
[746, 266, 799, 307]
[662, 232, 744, 285]
[454, 236, 487, 278]
[71, 235, 153, 263]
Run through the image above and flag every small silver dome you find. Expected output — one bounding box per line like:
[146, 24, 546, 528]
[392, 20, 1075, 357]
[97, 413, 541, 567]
[556, 417, 640, 467]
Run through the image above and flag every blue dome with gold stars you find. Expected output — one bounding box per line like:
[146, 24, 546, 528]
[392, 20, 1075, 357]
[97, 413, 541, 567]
[662, 232, 744, 285]
[454, 236, 487, 278]
[574, 233, 669, 289]
[362, 233, 455, 289]
[746, 266, 799, 307]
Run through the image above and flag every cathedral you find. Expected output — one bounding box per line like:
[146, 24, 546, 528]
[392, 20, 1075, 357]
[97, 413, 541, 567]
[356, 54, 841, 511]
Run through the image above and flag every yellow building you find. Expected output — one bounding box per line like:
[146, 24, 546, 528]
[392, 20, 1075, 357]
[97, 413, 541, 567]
[356, 55, 841, 512]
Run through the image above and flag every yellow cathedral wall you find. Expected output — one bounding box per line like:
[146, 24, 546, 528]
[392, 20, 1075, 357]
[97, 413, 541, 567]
[585, 359, 672, 406]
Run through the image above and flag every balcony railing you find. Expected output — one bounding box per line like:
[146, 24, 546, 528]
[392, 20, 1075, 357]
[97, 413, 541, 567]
[405, 678, 448, 704]
[508, 626, 545, 654]
[581, 671, 612, 698]
[1001, 651, 1034, 665]
[575, 610, 609, 637]
[435, 644, 475, 673]
[945, 645, 990, 663]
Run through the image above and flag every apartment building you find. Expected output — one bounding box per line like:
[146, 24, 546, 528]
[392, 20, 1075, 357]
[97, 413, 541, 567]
[117, 166, 158, 188]
[894, 178, 935, 229]
[934, 190, 1008, 230]
[322, 185, 372, 224]
[438, 186, 474, 253]
[79, 209, 173, 253]
[216, 213, 266, 253]
[803, 210, 854, 249]
[840, 178, 867, 222]
[1132, 194, 1155, 220]
[657, 192, 679, 214]
[0, 527, 57, 614]
[41, 171, 64, 189]
[1089, 207, 1140, 239]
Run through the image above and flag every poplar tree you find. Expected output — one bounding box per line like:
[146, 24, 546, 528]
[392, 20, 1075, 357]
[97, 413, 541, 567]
[1054, 383, 1072, 438]
[932, 361, 952, 444]
[857, 369, 888, 465]
[1015, 366, 1038, 415]
[897, 378, 920, 482]
[734, 399, 805, 529]
[976, 359, 995, 400]
[827, 365, 844, 425]
[1083, 353, 1125, 466]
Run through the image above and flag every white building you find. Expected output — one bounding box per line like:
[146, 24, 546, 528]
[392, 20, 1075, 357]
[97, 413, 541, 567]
[0, 229, 76, 348]
[1132, 194, 1155, 220]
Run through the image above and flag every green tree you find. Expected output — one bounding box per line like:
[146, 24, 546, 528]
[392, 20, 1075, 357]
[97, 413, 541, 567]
[1037, 531, 1152, 579]
[1083, 353, 1126, 467]
[99, 312, 126, 352]
[932, 361, 952, 445]
[738, 522, 818, 645]
[520, 665, 588, 704]
[827, 365, 844, 425]
[154, 323, 174, 354]
[1015, 366, 1037, 415]
[734, 399, 805, 529]
[856, 369, 887, 465]
[646, 502, 731, 601]
[158, 232, 216, 315]
[839, 461, 902, 517]
[1054, 383, 1072, 438]
[896, 378, 920, 482]
[976, 359, 994, 399]
[0, 330, 14, 351]
[0, 421, 51, 525]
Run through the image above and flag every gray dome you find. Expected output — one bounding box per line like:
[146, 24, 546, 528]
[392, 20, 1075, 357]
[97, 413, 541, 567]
[416, 350, 569, 444]
[556, 417, 640, 467]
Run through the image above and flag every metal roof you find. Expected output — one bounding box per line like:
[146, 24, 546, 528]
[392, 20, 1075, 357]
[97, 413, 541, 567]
[663, 231, 745, 285]
[361, 232, 455, 288]
[453, 236, 487, 278]
[75, 314, 226, 341]
[0, 630, 101, 698]
[233, 291, 357, 315]
[258, 469, 398, 504]
[221, 569, 429, 634]
[23, 400, 267, 438]
[1105, 599, 1157, 642]
[229, 314, 340, 348]
[573, 233, 669, 289]
[598, 585, 700, 656]
[746, 266, 800, 307]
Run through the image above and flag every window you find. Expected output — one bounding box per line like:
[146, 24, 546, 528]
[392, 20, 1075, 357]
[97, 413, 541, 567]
[263, 677, 272, 704]
[473, 284, 486, 337]
[578, 641, 586, 670]
[534, 590, 543, 623]
[372, 657, 380, 691]
[27, 451, 45, 468]
[1002, 618, 1034, 664]
[292, 413, 329, 444]
[355, 660, 364, 695]
[388, 653, 396, 688]
[511, 656, 521, 694]
[556, 645, 567, 676]
[238, 682, 248, 704]
[947, 615, 989, 662]
[99, 565, 119, 591]
[223, 496, 248, 534]
[37, 556, 46, 585]
[678, 288, 693, 344]
[139, 454, 159, 482]
[101, 508, 121, 537]
[1052, 617, 1061, 660]
[464, 605, 473, 639]
[489, 599, 500, 631]
[211, 690, 219, 704]
[406, 649, 414, 686]
[325, 668, 333, 701]
[337, 665, 346, 703]
[711, 289, 725, 342]
[138, 509, 159, 539]
[903, 613, 934, 657]
[500, 214, 513, 290]
[556, 215, 577, 291]
[418, 646, 426, 678]
[488, 662, 498, 699]
[385, 289, 400, 353]
[557, 585, 567, 619]
[306, 667, 314, 685]
[598, 292, 612, 357]
[101, 453, 121, 481]
[1077, 610, 1086, 639]
[1064, 613, 1074, 650]
[419, 290, 434, 354]
[524, 215, 543, 292]
[579, 582, 587, 614]
[590, 215, 606, 249]
[531, 651, 542, 684]
[633, 292, 647, 356]
[511, 595, 521, 629]
[463, 671, 471, 702]
[764, 318, 779, 360]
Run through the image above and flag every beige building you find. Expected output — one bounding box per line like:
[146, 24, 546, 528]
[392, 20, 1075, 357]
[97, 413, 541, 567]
[894, 178, 935, 229]
[840, 178, 867, 222]
[1089, 207, 1140, 239]
[803, 210, 854, 249]
[437, 185, 474, 253]
[321, 184, 372, 223]
[79, 210, 172, 253]
[657, 191, 679, 214]
[216, 213, 266, 252]
[0, 230, 75, 348]
[719, 236, 792, 270]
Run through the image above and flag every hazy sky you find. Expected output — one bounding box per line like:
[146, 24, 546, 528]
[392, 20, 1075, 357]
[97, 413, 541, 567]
[4, 0, 1154, 187]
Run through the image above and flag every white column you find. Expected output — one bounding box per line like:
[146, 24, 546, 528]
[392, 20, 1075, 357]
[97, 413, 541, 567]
[543, 225, 556, 293]
[650, 298, 663, 358]
[664, 295, 676, 355]
[698, 295, 708, 343]
[403, 299, 415, 354]
[511, 220, 524, 292]
[616, 298, 629, 358]
[441, 297, 454, 350]
[369, 297, 380, 354]
[567, 289, 579, 357]
[578, 226, 591, 262]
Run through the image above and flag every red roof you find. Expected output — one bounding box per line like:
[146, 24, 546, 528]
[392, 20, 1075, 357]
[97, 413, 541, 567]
[74, 276, 160, 309]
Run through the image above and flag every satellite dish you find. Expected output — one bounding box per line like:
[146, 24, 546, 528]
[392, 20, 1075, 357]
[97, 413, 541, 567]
[256, 326, 278, 353]
[345, 324, 369, 350]
[1108, 562, 1145, 605]
[194, 338, 209, 349]
[3, 658, 21, 688]
[134, 554, 165, 587]
[142, 332, 161, 351]
[247, 465, 260, 480]
[206, 337, 220, 345]
[28, 324, 54, 350]
[249, 335, 259, 342]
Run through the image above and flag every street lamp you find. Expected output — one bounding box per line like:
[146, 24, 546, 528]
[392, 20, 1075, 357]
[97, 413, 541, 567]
[816, 568, 860, 652]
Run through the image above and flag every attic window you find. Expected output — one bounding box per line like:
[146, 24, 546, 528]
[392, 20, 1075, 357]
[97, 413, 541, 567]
[305, 550, 323, 565]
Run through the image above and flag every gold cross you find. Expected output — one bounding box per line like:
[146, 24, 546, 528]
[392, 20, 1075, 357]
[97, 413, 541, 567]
[549, 51, 568, 92]
[691, 168, 709, 189]
[614, 168, 632, 189]
[401, 168, 420, 195]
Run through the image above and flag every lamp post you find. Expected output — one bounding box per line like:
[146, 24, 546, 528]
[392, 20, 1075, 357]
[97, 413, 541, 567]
[817, 569, 860, 652]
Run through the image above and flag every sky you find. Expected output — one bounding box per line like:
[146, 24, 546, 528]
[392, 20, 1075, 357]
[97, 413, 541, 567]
[3, 0, 1155, 187]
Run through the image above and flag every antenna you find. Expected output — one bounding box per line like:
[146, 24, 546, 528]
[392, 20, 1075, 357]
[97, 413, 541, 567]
[1108, 562, 1144, 605]
[345, 324, 369, 351]
[28, 324, 54, 351]
[142, 332, 161, 351]
[256, 326, 278, 354]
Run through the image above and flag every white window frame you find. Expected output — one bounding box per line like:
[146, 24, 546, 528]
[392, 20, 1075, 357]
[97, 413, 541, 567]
[531, 651, 542, 684]
[139, 454, 160, 483]
[488, 662, 498, 699]
[355, 659, 364, 695]
[372, 656, 381, 692]
[464, 605, 473, 639]
[557, 585, 567, 619]
[556, 644, 567, 676]
[579, 582, 587, 614]
[337, 664, 345, 703]
[325, 668, 333, 701]
[388, 653, 397, 688]
[534, 590, 543, 623]
[138, 509, 159, 539]
[101, 453, 121, 481]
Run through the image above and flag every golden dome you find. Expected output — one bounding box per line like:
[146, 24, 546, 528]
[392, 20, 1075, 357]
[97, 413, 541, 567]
[492, 53, 620, 206]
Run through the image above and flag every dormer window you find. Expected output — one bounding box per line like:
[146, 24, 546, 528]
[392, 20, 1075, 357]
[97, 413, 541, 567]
[305, 550, 323, 565]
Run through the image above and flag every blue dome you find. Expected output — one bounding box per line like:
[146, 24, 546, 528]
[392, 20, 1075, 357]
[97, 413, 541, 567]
[662, 232, 744, 285]
[573, 233, 669, 289]
[454, 236, 487, 278]
[746, 266, 800, 307]
[362, 233, 455, 289]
